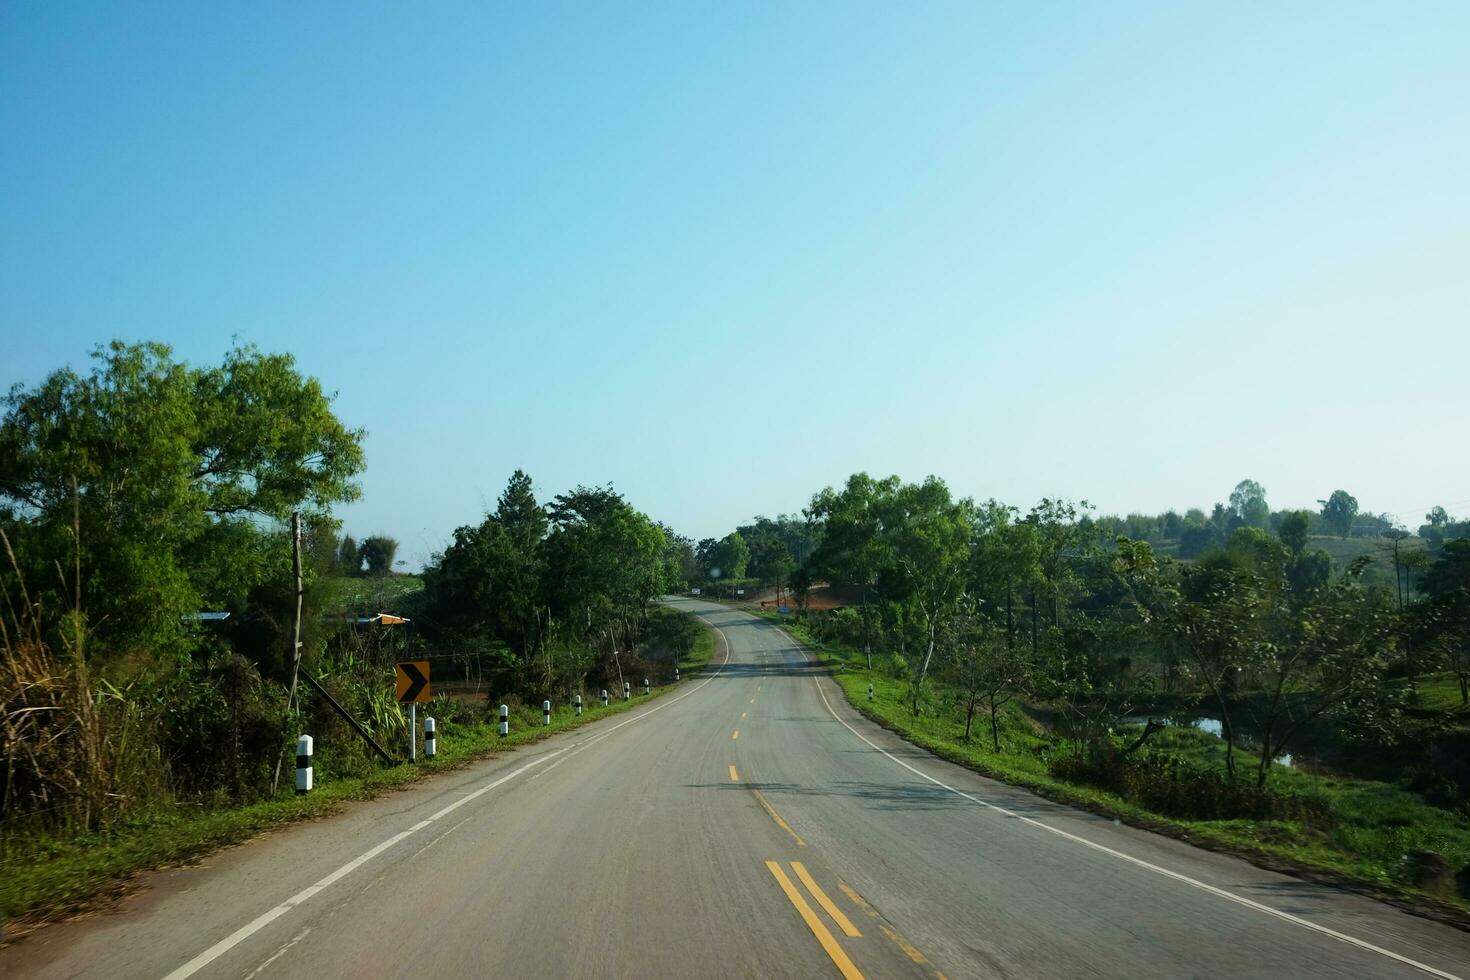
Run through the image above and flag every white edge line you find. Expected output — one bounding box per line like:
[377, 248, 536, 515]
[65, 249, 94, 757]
[773, 625, 1462, 980]
[162, 616, 732, 980]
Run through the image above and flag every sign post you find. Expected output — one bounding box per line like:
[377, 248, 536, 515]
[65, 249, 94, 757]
[395, 661, 431, 762]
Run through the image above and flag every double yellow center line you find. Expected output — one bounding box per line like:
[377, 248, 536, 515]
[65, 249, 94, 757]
[766, 860, 863, 980]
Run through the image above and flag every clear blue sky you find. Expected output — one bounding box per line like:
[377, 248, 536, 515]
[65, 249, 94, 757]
[4, 3, 1467, 566]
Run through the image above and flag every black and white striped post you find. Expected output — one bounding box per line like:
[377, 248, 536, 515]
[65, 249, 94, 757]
[423, 716, 436, 759]
[868, 683, 874, 701]
[542, 699, 552, 726]
[643, 678, 650, 695]
[574, 693, 583, 716]
[675, 667, 680, 681]
[498, 703, 509, 737]
[623, 681, 630, 701]
[600, 688, 609, 706]
[295, 735, 313, 794]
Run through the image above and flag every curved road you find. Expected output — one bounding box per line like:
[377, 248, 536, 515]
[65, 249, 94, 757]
[4, 599, 1468, 979]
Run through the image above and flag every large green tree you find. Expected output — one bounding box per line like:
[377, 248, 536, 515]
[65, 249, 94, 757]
[884, 477, 975, 713]
[804, 473, 903, 668]
[0, 341, 364, 654]
[1318, 489, 1359, 538]
[1229, 479, 1270, 530]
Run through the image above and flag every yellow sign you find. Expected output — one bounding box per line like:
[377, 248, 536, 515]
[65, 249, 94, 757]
[395, 661, 430, 703]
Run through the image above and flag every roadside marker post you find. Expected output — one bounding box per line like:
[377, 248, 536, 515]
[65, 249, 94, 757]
[623, 682, 630, 701]
[675, 667, 680, 681]
[295, 735, 313, 794]
[498, 704, 509, 737]
[643, 678, 650, 695]
[543, 700, 551, 726]
[423, 716, 436, 759]
[868, 683, 874, 701]
[600, 689, 608, 706]
[408, 703, 417, 763]
[574, 694, 583, 716]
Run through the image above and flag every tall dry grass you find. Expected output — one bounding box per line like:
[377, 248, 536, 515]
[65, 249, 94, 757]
[1, 529, 167, 843]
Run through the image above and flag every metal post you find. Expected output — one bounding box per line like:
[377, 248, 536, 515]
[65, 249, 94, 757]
[424, 716, 436, 759]
[574, 694, 583, 716]
[499, 703, 509, 737]
[295, 735, 313, 794]
[543, 700, 551, 726]
[408, 702, 417, 762]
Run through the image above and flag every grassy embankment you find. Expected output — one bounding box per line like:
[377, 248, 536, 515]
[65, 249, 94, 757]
[753, 610, 1470, 919]
[0, 608, 716, 930]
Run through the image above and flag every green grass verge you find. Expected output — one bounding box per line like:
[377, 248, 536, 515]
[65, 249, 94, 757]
[1, 647, 705, 930]
[759, 612, 1470, 923]
[679, 609, 717, 671]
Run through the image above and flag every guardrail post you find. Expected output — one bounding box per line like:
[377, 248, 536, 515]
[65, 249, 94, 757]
[295, 735, 313, 794]
[574, 693, 583, 716]
[499, 703, 509, 737]
[424, 716, 436, 759]
[600, 688, 609, 706]
[543, 699, 551, 726]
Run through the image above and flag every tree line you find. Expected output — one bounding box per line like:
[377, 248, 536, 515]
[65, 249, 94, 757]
[0, 342, 689, 836]
[730, 473, 1470, 792]
[418, 471, 686, 698]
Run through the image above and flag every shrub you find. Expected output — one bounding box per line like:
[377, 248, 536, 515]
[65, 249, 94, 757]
[1049, 751, 1335, 826]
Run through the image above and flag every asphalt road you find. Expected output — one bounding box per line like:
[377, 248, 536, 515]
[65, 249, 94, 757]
[5, 598, 1469, 979]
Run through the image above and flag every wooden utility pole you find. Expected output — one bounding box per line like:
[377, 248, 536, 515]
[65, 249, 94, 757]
[271, 512, 306, 796]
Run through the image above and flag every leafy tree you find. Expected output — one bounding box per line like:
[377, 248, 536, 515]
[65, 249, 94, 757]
[1168, 553, 1264, 782]
[943, 605, 1030, 750]
[969, 500, 1040, 649]
[1229, 479, 1270, 530]
[1286, 548, 1333, 595]
[0, 341, 364, 654]
[337, 534, 360, 575]
[706, 532, 749, 589]
[358, 536, 399, 577]
[1177, 524, 1217, 559]
[1318, 489, 1359, 538]
[1417, 540, 1470, 704]
[1276, 510, 1311, 555]
[1024, 498, 1091, 633]
[804, 474, 902, 668]
[421, 474, 548, 688]
[884, 477, 974, 713]
[1242, 559, 1398, 787]
[659, 525, 699, 590]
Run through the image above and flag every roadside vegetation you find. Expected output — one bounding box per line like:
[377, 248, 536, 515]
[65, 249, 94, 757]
[0, 342, 708, 928]
[696, 474, 1470, 913]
